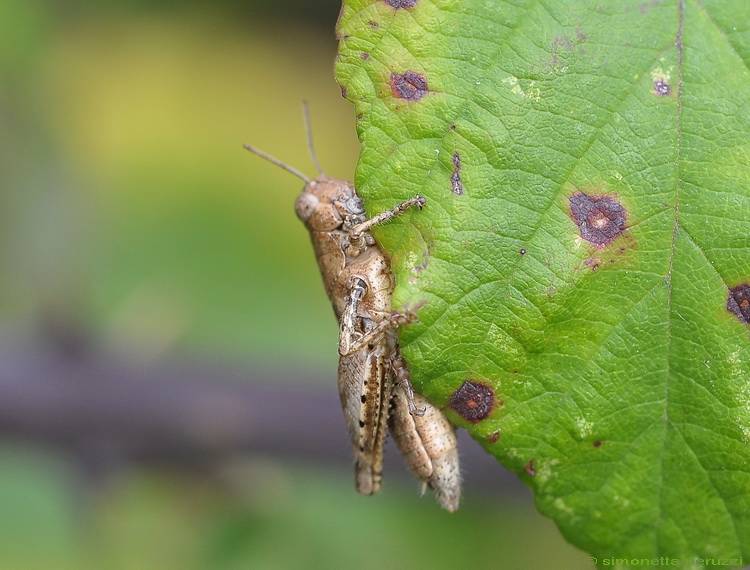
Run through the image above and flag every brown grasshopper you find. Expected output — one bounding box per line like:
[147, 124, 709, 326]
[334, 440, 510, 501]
[244, 113, 460, 510]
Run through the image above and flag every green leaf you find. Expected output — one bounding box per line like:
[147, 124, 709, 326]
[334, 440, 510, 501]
[336, 0, 750, 563]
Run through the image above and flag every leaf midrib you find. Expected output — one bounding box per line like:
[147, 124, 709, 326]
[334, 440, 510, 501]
[658, 0, 684, 551]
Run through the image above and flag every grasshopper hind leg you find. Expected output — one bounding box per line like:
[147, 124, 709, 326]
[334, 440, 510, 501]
[388, 349, 462, 512]
[338, 338, 392, 496]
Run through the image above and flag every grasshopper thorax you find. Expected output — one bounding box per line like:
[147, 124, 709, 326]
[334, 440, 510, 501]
[295, 177, 366, 232]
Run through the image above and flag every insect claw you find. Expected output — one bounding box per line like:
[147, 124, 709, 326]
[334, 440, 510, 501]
[392, 311, 418, 326]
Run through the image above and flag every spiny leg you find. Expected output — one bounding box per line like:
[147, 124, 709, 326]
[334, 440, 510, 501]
[350, 195, 426, 236]
[347, 196, 426, 257]
[390, 347, 426, 417]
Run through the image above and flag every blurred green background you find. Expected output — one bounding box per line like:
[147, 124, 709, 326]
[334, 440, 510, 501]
[0, 1, 592, 568]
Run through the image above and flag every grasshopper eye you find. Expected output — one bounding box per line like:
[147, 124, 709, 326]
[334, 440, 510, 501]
[344, 195, 365, 215]
[295, 192, 319, 221]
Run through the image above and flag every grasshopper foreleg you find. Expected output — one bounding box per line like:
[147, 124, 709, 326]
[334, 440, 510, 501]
[346, 195, 426, 257]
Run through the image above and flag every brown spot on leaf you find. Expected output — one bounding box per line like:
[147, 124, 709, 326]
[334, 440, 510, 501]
[390, 71, 428, 101]
[569, 192, 627, 247]
[593, 440, 602, 448]
[385, 0, 417, 7]
[583, 257, 602, 272]
[360, 52, 370, 60]
[653, 78, 671, 96]
[524, 460, 537, 477]
[488, 431, 501, 444]
[519, 248, 527, 255]
[549, 35, 575, 67]
[450, 381, 494, 422]
[552, 35, 574, 52]
[340, 86, 348, 99]
[639, 0, 660, 15]
[450, 152, 464, 195]
[368, 20, 379, 29]
[727, 284, 750, 324]
[413, 247, 431, 272]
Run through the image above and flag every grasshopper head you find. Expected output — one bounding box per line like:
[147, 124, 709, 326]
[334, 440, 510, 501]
[295, 176, 361, 231]
[244, 130, 365, 232]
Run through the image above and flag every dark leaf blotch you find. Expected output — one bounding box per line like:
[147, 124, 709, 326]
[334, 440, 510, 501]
[385, 0, 417, 8]
[727, 284, 750, 324]
[390, 71, 428, 101]
[450, 152, 464, 195]
[449, 380, 494, 422]
[569, 192, 627, 247]
[654, 78, 671, 96]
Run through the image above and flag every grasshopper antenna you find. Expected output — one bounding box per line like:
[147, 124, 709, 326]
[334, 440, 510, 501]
[302, 101, 326, 176]
[243, 143, 311, 184]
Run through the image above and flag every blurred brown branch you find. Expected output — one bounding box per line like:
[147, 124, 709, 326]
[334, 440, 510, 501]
[0, 319, 521, 495]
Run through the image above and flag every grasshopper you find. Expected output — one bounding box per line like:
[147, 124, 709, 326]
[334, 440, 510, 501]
[244, 110, 460, 509]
